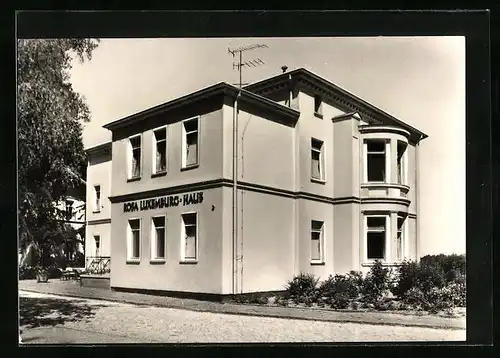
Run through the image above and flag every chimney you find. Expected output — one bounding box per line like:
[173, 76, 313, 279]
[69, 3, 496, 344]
[281, 65, 288, 73]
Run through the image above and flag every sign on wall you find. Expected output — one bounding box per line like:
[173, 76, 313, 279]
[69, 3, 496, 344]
[123, 192, 204, 213]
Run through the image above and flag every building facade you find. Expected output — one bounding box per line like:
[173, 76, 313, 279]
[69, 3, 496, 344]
[85, 68, 427, 296]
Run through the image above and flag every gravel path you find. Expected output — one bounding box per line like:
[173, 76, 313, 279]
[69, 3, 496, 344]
[19, 291, 466, 344]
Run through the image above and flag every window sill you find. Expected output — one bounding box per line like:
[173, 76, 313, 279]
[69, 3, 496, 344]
[151, 171, 167, 178]
[310, 261, 325, 266]
[181, 164, 199, 172]
[150, 259, 166, 265]
[311, 177, 326, 185]
[179, 260, 198, 265]
[126, 259, 140, 265]
[127, 177, 141, 183]
[314, 112, 324, 119]
[361, 261, 404, 267]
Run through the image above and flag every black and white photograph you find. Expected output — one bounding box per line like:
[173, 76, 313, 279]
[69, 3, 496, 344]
[18, 30, 470, 344]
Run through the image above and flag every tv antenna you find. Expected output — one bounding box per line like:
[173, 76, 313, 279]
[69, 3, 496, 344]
[228, 44, 268, 88]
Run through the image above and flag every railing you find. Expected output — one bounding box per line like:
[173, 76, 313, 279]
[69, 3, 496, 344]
[85, 256, 111, 275]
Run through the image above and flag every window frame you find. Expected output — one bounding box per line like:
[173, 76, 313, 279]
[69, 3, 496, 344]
[93, 184, 101, 213]
[310, 138, 326, 183]
[364, 139, 391, 183]
[180, 211, 198, 263]
[127, 134, 143, 181]
[397, 141, 408, 185]
[150, 215, 167, 263]
[93, 235, 101, 257]
[310, 220, 325, 265]
[126, 218, 141, 263]
[396, 215, 406, 262]
[152, 125, 168, 176]
[364, 214, 391, 263]
[181, 116, 200, 170]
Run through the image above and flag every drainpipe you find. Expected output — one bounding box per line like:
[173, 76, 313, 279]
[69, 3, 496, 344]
[415, 134, 423, 261]
[232, 90, 242, 294]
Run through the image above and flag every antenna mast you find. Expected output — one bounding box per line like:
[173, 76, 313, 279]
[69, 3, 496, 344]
[228, 44, 268, 88]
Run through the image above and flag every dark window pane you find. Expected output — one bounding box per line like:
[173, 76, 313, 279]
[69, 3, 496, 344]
[367, 217, 385, 229]
[368, 154, 385, 181]
[155, 129, 166, 141]
[367, 232, 385, 259]
[130, 136, 141, 147]
[156, 141, 166, 172]
[132, 231, 140, 258]
[311, 220, 323, 231]
[184, 119, 198, 132]
[367, 141, 385, 152]
[311, 138, 322, 150]
[185, 225, 196, 238]
[183, 213, 196, 226]
[153, 217, 165, 227]
[129, 219, 140, 230]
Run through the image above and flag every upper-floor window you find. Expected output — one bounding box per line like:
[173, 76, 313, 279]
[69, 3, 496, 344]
[366, 216, 387, 261]
[397, 141, 407, 185]
[94, 235, 101, 257]
[128, 135, 142, 179]
[153, 127, 167, 174]
[311, 138, 325, 181]
[182, 118, 199, 168]
[314, 94, 323, 117]
[93, 185, 101, 212]
[311, 220, 325, 264]
[366, 140, 387, 182]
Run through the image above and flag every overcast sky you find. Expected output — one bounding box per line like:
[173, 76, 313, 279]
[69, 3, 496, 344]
[69, 37, 465, 255]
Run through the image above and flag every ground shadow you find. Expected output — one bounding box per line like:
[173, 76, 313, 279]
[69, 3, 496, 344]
[20, 296, 108, 329]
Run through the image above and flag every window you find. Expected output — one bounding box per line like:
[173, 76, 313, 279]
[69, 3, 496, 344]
[366, 216, 387, 260]
[396, 216, 405, 261]
[128, 135, 142, 179]
[311, 220, 324, 263]
[151, 216, 166, 260]
[311, 138, 325, 181]
[94, 235, 100, 257]
[181, 213, 197, 261]
[153, 127, 167, 174]
[127, 219, 141, 261]
[65, 199, 73, 220]
[366, 140, 387, 182]
[314, 95, 323, 116]
[93, 185, 101, 212]
[182, 118, 199, 168]
[397, 142, 407, 185]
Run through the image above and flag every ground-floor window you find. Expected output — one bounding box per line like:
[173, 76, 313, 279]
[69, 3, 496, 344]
[396, 215, 406, 262]
[127, 218, 141, 261]
[366, 216, 388, 261]
[310, 220, 325, 264]
[151, 216, 166, 260]
[181, 212, 197, 262]
[94, 235, 100, 257]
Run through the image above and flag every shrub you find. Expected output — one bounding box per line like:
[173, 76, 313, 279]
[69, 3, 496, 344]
[317, 274, 361, 309]
[420, 254, 466, 281]
[19, 266, 36, 280]
[285, 272, 319, 301]
[361, 260, 391, 303]
[415, 263, 446, 294]
[391, 260, 419, 298]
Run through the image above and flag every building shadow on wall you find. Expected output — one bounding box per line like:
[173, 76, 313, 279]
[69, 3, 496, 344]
[20, 296, 107, 330]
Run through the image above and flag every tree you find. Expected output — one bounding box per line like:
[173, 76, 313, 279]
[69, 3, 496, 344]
[17, 39, 99, 269]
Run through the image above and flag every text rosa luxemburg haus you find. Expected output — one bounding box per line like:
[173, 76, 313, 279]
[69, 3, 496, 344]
[123, 192, 204, 213]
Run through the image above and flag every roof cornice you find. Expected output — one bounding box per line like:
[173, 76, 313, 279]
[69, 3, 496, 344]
[244, 68, 428, 143]
[85, 142, 112, 157]
[103, 83, 300, 132]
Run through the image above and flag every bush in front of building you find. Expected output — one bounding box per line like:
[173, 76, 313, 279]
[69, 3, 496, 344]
[420, 254, 466, 280]
[19, 266, 37, 280]
[360, 260, 391, 303]
[284, 272, 320, 304]
[317, 274, 362, 309]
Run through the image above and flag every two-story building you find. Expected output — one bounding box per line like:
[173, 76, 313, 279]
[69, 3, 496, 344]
[83, 67, 427, 297]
